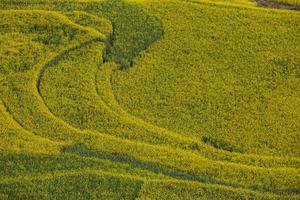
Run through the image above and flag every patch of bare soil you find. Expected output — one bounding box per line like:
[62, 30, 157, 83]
[255, 0, 300, 11]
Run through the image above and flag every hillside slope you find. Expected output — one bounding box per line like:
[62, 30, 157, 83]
[0, 0, 299, 199]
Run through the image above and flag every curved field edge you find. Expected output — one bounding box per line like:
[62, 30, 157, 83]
[0, 100, 63, 154]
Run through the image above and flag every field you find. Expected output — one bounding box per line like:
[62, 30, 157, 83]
[0, 0, 299, 199]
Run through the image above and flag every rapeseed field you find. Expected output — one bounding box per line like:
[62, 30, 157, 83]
[0, 0, 299, 199]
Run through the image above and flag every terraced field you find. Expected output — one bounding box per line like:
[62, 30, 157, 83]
[0, 0, 299, 199]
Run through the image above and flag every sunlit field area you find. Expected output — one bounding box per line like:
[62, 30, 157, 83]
[0, 0, 299, 199]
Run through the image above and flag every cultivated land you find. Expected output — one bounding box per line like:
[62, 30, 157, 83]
[0, 0, 299, 199]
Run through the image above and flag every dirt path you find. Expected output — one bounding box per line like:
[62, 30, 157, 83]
[255, 0, 300, 11]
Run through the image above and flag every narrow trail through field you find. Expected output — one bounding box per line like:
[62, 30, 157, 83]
[36, 38, 102, 95]
[0, 99, 61, 147]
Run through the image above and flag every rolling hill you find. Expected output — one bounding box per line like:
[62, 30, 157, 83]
[0, 0, 299, 199]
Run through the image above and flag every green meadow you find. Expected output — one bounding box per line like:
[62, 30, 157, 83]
[0, 0, 299, 199]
